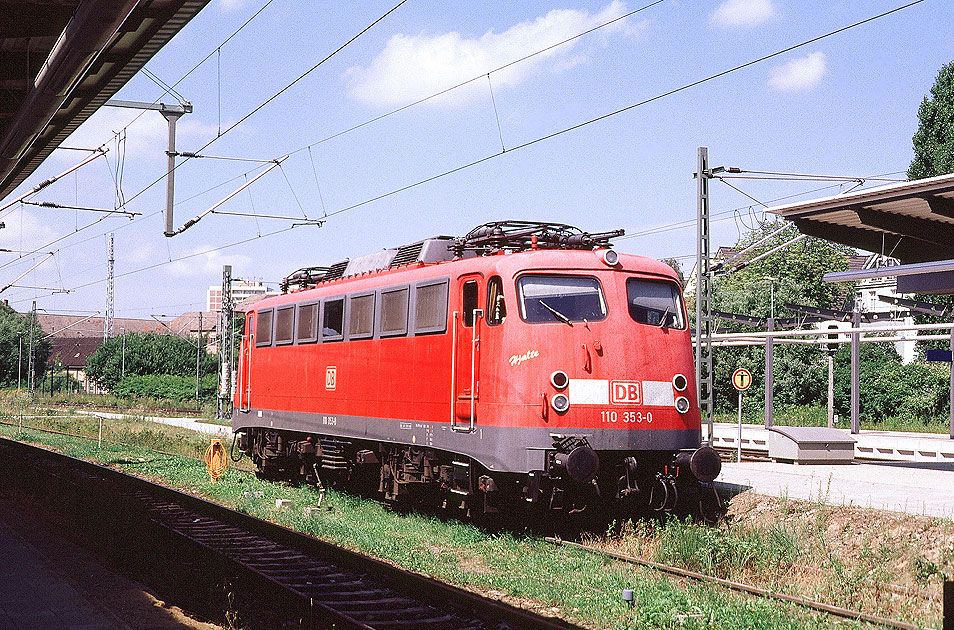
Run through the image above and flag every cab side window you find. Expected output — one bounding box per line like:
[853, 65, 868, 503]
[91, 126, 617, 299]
[462, 280, 479, 327]
[487, 276, 506, 326]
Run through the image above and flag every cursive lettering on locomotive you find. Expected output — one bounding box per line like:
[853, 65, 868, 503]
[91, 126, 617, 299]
[509, 350, 540, 366]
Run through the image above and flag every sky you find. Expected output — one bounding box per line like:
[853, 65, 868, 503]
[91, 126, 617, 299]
[1, 0, 952, 321]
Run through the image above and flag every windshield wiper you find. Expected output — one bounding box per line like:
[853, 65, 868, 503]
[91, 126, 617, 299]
[658, 307, 671, 328]
[539, 300, 573, 326]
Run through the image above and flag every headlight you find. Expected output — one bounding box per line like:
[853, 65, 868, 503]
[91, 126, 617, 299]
[551, 393, 570, 413]
[675, 396, 690, 414]
[672, 374, 688, 392]
[601, 249, 619, 266]
[550, 370, 569, 390]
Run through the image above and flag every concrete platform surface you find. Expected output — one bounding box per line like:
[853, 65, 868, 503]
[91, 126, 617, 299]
[0, 495, 220, 630]
[717, 460, 954, 519]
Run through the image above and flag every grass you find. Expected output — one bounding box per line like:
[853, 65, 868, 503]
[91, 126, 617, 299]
[0, 407, 871, 630]
[593, 492, 949, 627]
[0, 396, 946, 629]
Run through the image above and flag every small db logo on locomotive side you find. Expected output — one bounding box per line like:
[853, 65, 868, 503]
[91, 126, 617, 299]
[325, 367, 337, 391]
[611, 381, 640, 404]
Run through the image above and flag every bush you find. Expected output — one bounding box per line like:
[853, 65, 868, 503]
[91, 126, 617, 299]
[833, 343, 950, 423]
[86, 332, 217, 390]
[113, 374, 217, 402]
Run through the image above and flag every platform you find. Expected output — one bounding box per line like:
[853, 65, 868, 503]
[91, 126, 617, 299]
[0, 493, 218, 629]
[716, 460, 954, 519]
[712, 422, 954, 463]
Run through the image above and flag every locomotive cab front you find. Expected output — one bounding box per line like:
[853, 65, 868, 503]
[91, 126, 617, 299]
[475, 248, 720, 518]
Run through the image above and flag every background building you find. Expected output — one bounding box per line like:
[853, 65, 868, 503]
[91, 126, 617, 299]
[207, 280, 276, 312]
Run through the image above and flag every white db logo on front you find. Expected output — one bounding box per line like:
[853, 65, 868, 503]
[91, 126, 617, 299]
[325, 367, 337, 391]
[611, 381, 640, 404]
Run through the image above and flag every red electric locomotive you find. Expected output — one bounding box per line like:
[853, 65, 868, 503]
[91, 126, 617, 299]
[233, 222, 721, 521]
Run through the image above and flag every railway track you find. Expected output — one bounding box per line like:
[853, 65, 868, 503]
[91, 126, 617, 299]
[544, 538, 935, 630]
[0, 437, 583, 630]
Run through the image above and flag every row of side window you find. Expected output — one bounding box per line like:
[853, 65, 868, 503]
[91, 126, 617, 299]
[255, 278, 449, 347]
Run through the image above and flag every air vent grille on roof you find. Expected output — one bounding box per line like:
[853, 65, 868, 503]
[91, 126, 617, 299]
[323, 260, 349, 281]
[391, 242, 425, 267]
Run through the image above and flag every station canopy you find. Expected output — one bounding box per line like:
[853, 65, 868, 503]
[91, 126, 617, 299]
[0, 0, 211, 200]
[768, 173, 954, 294]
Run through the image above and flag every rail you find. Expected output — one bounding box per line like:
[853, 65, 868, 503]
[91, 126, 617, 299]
[544, 538, 934, 630]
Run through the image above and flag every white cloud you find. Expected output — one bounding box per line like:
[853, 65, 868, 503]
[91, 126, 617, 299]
[167, 245, 252, 277]
[346, 1, 641, 108]
[710, 0, 776, 28]
[768, 52, 827, 92]
[218, 0, 247, 12]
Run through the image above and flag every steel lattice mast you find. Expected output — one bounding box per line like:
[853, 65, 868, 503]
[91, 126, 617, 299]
[105, 233, 114, 339]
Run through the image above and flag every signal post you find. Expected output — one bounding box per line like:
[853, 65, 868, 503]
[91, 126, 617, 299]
[732, 368, 753, 462]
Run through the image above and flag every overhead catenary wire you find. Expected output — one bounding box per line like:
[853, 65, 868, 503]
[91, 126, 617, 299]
[21, 201, 140, 218]
[289, 0, 665, 154]
[20, 0, 899, 273]
[0, 1, 414, 275]
[1, 252, 55, 294]
[94, 0, 281, 145]
[0, 147, 108, 216]
[107, 0, 664, 216]
[193, 0, 410, 156]
[288, 1, 929, 224]
[102, 0, 410, 226]
[168, 156, 287, 235]
[4, 3, 927, 307]
[27, 223, 308, 302]
[723, 169, 907, 182]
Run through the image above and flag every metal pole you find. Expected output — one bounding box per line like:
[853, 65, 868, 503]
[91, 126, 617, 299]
[121, 331, 126, 377]
[218, 265, 233, 420]
[17, 335, 21, 392]
[105, 233, 114, 338]
[695, 147, 713, 445]
[196, 311, 202, 404]
[949, 327, 953, 439]
[828, 354, 835, 429]
[163, 111, 184, 237]
[764, 317, 774, 428]
[850, 309, 860, 434]
[27, 301, 36, 393]
[737, 391, 743, 462]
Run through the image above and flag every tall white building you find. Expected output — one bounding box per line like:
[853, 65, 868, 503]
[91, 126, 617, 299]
[207, 280, 276, 312]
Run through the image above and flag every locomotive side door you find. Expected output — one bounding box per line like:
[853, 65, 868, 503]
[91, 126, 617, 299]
[237, 312, 253, 412]
[452, 276, 483, 432]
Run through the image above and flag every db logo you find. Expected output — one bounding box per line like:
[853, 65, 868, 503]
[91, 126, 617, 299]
[325, 367, 337, 391]
[611, 381, 640, 404]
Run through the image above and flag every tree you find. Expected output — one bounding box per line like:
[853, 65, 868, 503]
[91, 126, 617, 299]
[86, 332, 216, 390]
[661, 257, 686, 287]
[709, 219, 858, 413]
[0, 303, 49, 386]
[909, 60, 954, 180]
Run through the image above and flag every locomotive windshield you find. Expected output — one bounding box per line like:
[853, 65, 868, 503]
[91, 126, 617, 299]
[517, 275, 607, 323]
[626, 278, 686, 329]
